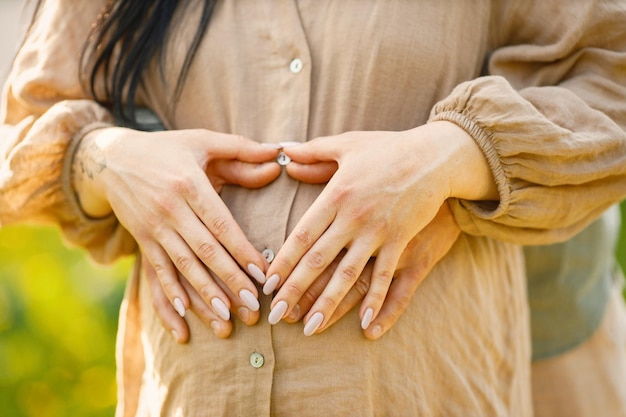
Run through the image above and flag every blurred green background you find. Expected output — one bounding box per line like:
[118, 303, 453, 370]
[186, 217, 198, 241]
[0, 226, 132, 417]
[0, 205, 625, 417]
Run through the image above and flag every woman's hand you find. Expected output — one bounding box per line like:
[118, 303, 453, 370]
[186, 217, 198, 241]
[264, 121, 497, 335]
[281, 202, 460, 339]
[72, 127, 281, 324]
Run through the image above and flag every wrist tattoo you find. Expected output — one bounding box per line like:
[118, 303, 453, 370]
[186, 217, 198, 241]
[73, 135, 107, 183]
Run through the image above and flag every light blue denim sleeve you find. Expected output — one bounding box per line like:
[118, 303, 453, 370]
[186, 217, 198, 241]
[526, 204, 623, 361]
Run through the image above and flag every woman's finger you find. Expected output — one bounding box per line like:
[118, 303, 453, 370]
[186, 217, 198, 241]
[301, 241, 376, 336]
[357, 244, 403, 330]
[141, 243, 190, 318]
[144, 254, 189, 344]
[323, 262, 373, 331]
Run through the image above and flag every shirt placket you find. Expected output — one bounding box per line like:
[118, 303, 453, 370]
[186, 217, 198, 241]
[228, 1, 312, 416]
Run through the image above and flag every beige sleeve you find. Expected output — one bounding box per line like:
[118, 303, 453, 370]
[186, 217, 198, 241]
[429, 0, 626, 245]
[0, 0, 136, 263]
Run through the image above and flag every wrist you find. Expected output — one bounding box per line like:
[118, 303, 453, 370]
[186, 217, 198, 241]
[428, 121, 498, 202]
[71, 127, 117, 218]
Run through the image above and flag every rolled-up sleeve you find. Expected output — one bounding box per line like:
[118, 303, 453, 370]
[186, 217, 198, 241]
[0, 0, 136, 263]
[429, 0, 626, 245]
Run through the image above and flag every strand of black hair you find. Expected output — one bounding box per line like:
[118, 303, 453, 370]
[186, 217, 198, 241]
[81, 0, 215, 129]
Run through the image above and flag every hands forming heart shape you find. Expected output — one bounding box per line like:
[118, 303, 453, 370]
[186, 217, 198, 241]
[77, 121, 497, 342]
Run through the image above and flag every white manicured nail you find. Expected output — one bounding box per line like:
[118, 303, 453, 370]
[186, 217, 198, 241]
[263, 274, 280, 295]
[262, 143, 283, 149]
[173, 297, 186, 318]
[269, 300, 288, 325]
[278, 141, 301, 148]
[211, 298, 230, 321]
[248, 263, 266, 284]
[361, 308, 373, 329]
[239, 289, 260, 312]
[304, 312, 324, 336]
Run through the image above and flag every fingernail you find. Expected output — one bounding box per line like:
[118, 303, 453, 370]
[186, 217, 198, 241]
[238, 307, 251, 323]
[239, 289, 260, 312]
[371, 324, 384, 339]
[210, 320, 221, 335]
[263, 274, 280, 295]
[173, 297, 186, 318]
[286, 304, 301, 321]
[361, 308, 374, 330]
[304, 312, 324, 336]
[248, 263, 266, 284]
[262, 143, 282, 149]
[211, 298, 230, 321]
[269, 300, 288, 325]
[278, 141, 301, 148]
[171, 329, 181, 343]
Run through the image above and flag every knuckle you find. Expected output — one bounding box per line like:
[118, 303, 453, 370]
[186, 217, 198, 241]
[274, 258, 295, 274]
[338, 265, 358, 283]
[154, 196, 176, 215]
[295, 228, 312, 247]
[332, 184, 354, 205]
[302, 289, 319, 306]
[368, 288, 390, 303]
[196, 241, 219, 263]
[284, 282, 304, 298]
[171, 176, 196, 197]
[305, 251, 326, 270]
[210, 217, 229, 237]
[316, 295, 338, 311]
[174, 255, 193, 274]
[159, 279, 178, 295]
[220, 271, 240, 287]
[198, 284, 213, 301]
[394, 293, 413, 311]
[152, 261, 169, 276]
[375, 270, 394, 285]
[353, 277, 370, 297]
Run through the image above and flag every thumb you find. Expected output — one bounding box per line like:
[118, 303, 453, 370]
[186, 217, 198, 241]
[285, 161, 338, 184]
[197, 132, 281, 163]
[281, 136, 339, 163]
[209, 160, 281, 189]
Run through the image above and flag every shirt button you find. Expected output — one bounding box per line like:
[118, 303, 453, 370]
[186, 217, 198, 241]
[289, 58, 303, 74]
[250, 352, 264, 368]
[262, 248, 275, 263]
[277, 152, 291, 166]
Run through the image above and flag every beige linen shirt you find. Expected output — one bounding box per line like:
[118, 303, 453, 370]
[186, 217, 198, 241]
[2, 1, 626, 416]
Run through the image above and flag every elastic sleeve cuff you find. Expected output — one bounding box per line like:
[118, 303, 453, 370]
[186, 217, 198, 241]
[428, 110, 511, 221]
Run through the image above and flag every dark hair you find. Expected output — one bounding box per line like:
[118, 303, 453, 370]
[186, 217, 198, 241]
[80, 0, 215, 128]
